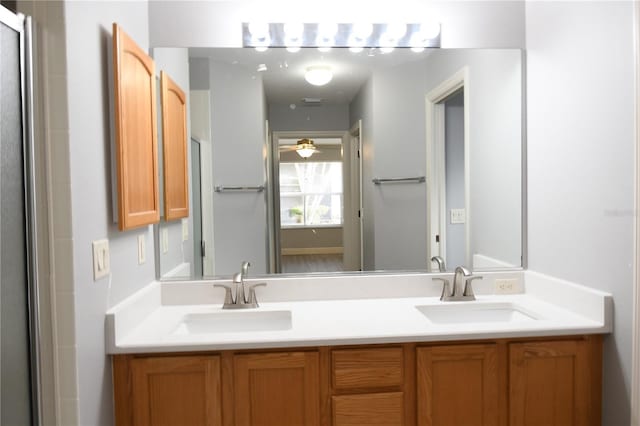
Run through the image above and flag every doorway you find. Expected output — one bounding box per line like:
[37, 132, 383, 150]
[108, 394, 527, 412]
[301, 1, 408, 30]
[270, 131, 362, 274]
[426, 67, 470, 271]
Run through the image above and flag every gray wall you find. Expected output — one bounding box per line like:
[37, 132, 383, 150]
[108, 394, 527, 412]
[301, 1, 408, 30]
[63, 1, 153, 425]
[269, 103, 349, 132]
[445, 92, 465, 268]
[525, 2, 635, 424]
[423, 49, 523, 268]
[369, 61, 429, 270]
[153, 47, 194, 277]
[209, 60, 267, 275]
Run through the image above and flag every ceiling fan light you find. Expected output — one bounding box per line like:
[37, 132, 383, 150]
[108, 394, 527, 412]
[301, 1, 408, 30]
[297, 147, 316, 158]
[295, 139, 317, 158]
[304, 66, 333, 86]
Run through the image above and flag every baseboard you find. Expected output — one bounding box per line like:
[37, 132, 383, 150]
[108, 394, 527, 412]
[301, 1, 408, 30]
[281, 247, 344, 256]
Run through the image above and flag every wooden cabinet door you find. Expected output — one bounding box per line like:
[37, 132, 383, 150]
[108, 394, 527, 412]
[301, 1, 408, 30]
[160, 71, 189, 221]
[112, 23, 160, 230]
[130, 355, 222, 426]
[509, 339, 600, 426]
[417, 344, 499, 426]
[233, 351, 320, 426]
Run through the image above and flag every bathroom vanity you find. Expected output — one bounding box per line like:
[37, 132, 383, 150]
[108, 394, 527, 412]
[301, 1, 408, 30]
[107, 272, 610, 426]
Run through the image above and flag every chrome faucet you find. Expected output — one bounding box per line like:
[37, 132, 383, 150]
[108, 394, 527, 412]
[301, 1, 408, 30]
[438, 266, 483, 302]
[431, 255, 446, 272]
[214, 261, 266, 309]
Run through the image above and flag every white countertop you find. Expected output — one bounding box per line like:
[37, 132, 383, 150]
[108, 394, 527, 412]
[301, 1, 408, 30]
[106, 271, 612, 354]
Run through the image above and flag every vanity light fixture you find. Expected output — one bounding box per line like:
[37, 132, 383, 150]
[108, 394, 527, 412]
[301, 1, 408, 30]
[295, 139, 317, 158]
[304, 66, 333, 86]
[284, 22, 304, 53]
[248, 22, 270, 52]
[242, 22, 441, 49]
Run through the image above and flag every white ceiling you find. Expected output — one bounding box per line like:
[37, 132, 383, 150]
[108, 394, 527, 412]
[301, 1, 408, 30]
[189, 47, 432, 105]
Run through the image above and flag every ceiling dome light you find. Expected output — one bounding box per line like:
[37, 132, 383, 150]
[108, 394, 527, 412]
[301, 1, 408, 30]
[349, 46, 364, 53]
[305, 66, 333, 86]
[286, 46, 301, 53]
[380, 46, 395, 54]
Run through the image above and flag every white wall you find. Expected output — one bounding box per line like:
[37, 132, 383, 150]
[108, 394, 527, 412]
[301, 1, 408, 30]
[209, 60, 268, 275]
[153, 47, 194, 278]
[526, 2, 635, 424]
[61, 1, 152, 425]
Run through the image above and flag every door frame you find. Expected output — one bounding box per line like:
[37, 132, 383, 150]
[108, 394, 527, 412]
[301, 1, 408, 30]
[348, 120, 364, 271]
[426, 66, 470, 270]
[632, 2, 640, 424]
[269, 130, 354, 273]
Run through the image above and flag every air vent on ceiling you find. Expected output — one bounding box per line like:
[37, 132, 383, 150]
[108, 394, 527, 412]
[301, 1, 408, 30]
[301, 97, 323, 106]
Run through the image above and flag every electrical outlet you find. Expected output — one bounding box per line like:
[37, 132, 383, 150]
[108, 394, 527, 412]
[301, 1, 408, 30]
[162, 228, 169, 254]
[137, 234, 146, 264]
[494, 278, 519, 294]
[182, 218, 189, 241]
[92, 239, 110, 280]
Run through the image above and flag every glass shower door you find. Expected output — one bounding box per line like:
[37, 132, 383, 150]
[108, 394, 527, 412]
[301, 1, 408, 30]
[0, 6, 36, 425]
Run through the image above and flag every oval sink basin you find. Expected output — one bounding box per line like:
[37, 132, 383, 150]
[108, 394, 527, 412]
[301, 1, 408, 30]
[416, 302, 539, 324]
[172, 310, 292, 335]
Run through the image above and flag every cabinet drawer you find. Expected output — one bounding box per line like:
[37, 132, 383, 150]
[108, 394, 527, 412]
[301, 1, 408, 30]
[333, 392, 404, 426]
[332, 347, 403, 390]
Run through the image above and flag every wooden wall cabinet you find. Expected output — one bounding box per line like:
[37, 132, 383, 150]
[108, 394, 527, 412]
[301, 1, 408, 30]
[160, 71, 189, 221]
[112, 336, 602, 426]
[112, 23, 160, 230]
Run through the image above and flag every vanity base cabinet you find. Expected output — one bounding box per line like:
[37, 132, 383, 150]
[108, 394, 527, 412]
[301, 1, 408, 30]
[509, 339, 602, 426]
[112, 335, 602, 426]
[416, 344, 500, 426]
[113, 355, 222, 426]
[233, 351, 320, 426]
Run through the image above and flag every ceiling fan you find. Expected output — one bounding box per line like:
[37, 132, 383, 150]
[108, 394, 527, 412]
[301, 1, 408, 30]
[279, 138, 320, 158]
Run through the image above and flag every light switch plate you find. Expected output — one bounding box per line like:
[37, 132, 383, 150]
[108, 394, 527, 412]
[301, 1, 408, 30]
[92, 239, 110, 280]
[450, 208, 466, 224]
[137, 234, 146, 264]
[161, 228, 169, 254]
[182, 218, 189, 241]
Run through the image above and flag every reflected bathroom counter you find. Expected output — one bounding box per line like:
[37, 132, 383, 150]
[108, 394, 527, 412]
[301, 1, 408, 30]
[105, 271, 612, 354]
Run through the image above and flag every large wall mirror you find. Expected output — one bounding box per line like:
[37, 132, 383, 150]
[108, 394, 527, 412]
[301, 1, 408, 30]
[153, 46, 524, 279]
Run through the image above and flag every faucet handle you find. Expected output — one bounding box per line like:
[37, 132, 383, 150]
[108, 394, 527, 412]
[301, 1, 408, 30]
[247, 283, 266, 306]
[433, 277, 452, 300]
[463, 275, 483, 298]
[214, 284, 234, 305]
